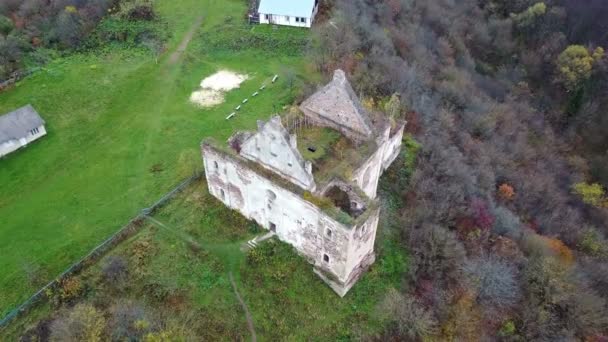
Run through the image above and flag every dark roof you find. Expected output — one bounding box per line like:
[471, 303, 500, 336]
[0, 105, 45, 143]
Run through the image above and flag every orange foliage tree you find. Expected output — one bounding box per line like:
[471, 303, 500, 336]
[498, 183, 515, 201]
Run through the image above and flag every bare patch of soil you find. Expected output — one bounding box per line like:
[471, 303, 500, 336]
[189, 70, 249, 108]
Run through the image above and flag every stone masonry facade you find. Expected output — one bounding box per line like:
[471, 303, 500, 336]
[201, 70, 406, 296]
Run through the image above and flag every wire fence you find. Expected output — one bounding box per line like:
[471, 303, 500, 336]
[0, 171, 204, 329]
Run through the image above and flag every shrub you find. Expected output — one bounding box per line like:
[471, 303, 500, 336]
[572, 182, 606, 207]
[577, 227, 608, 257]
[462, 254, 520, 310]
[402, 134, 421, 176]
[107, 300, 152, 341]
[409, 224, 466, 283]
[440, 291, 483, 341]
[0, 15, 13, 35]
[378, 288, 438, 340]
[119, 1, 155, 21]
[102, 255, 129, 290]
[59, 277, 83, 303]
[50, 304, 106, 342]
[492, 206, 522, 239]
[498, 320, 516, 336]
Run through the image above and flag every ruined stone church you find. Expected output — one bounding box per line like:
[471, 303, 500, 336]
[201, 70, 406, 296]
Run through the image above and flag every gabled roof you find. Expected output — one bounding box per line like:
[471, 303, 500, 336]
[258, 0, 316, 17]
[300, 70, 375, 141]
[0, 105, 45, 143]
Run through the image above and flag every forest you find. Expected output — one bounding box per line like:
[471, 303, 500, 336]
[0, 0, 162, 80]
[310, 0, 608, 339]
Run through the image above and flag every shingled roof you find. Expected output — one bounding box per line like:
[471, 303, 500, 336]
[299, 70, 375, 142]
[0, 105, 45, 144]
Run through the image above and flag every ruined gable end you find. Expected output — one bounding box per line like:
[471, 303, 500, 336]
[239, 116, 316, 191]
[299, 70, 375, 142]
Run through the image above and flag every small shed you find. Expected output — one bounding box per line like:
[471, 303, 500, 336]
[258, 0, 319, 28]
[0, 105, 47, 157]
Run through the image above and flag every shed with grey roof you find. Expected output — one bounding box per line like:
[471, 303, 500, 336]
[0, 105, 47, 157]
[257, 0, 319, 28]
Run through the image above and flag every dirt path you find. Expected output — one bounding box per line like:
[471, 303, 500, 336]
[230, 272, 257, 342]
[145, 216, 257, 341]
[169, 15, 204, 64]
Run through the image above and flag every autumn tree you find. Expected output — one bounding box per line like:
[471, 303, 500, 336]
[512, 2, 547, 29]
[497, 183, 515, 201]
[556, 45, 604, 91]
[572, 182, 606, 207]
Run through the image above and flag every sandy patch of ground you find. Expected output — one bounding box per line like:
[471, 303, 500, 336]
[190, 70, 249, 108]
[189, 90, 224, 108]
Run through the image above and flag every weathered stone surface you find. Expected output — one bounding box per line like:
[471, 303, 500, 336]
[300, 70, 375, 143]
[240, 116, 316, 191]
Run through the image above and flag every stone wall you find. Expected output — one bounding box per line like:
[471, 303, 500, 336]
[299, 70, 374, 144]
[351, 123, 405, 199]
[382, 124, 406, 171]
[202, 143, 381, 296]
[240, 117, 315, 191]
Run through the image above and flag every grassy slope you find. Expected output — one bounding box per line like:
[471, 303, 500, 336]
[0, 0, 312, 315]
[2, 175, 409, 340]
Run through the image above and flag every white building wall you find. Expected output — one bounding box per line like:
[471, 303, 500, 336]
[0, 124, 47, 158]
[259, 13, 312, 28]
[203, 146, 370, 283]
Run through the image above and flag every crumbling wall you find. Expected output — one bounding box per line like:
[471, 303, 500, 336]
[299, 70, 374, 144]
[346, 208, 380, 275]
[351, 123, 405, 199]
[382, 123, 406, 171]
[203, 145, 354, 282]
[352, 145, 385, 199]
[240, 116, 315, 191]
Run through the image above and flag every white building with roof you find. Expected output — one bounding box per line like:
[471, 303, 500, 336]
[0, 105, 47, 158]
[257, 0, 319, 28]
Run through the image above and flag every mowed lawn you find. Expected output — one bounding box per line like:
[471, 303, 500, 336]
[0, 0, 313, 315]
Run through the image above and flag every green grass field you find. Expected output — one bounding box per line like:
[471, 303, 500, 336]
[0, 0, 316, 316]
[1, 175, 409, 340]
